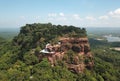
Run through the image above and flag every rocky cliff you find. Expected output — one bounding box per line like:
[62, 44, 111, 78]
[38, 37, 93, 73]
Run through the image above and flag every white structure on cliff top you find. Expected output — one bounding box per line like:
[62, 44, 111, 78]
[40, 43, 55, 54]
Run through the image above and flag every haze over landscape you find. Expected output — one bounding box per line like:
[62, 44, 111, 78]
[0, 0, 120, 28]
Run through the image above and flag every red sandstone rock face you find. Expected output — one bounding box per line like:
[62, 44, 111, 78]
[38, 37, 93, 73]
[67, 63, 85, 73]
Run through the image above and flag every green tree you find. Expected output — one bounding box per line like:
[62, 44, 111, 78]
[24, 53, 39, 65]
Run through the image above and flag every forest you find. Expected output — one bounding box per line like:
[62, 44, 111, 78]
[0, 23, 120, 81]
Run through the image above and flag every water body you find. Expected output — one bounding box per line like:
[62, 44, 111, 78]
[104, 35, 120, 42]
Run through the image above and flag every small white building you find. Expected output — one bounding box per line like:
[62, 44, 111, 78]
[40, 43, 55, 54]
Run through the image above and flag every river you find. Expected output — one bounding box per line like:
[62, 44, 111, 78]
[104, 35, 120, 42]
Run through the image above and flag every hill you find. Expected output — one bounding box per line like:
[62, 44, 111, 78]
[12, 23, 93, 73]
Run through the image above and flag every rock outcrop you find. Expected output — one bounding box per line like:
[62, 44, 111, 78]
[38, 37, 93, 73]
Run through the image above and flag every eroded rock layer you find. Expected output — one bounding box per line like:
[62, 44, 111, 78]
[39, 37, 93, 73]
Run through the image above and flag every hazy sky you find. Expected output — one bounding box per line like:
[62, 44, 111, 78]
[0, 0, 120, 28]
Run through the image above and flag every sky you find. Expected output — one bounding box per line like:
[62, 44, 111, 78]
[0, 0, 120, 28]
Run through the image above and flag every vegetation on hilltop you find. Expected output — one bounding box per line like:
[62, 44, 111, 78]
[13, 23, 86, 49]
